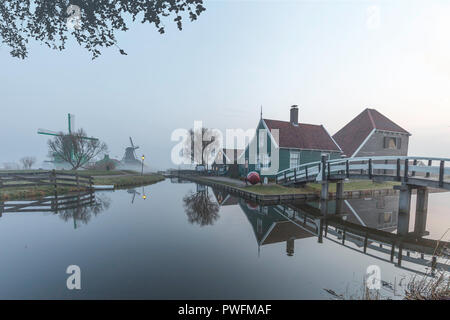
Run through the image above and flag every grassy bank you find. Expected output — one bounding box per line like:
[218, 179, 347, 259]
[93, 174, 165, 188]
[308, 180, 400, 192]
[192, 176, 399, 196]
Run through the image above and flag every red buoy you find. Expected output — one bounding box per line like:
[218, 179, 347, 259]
[246, 171, 261, 185]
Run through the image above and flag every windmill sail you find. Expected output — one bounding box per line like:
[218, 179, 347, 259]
[68, 113, 75, 134]
[37, 128, 62, 136]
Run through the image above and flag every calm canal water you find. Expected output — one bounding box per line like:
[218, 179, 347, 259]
[0, 179, 448, 299]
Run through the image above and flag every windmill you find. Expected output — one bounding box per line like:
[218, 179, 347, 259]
[38, 113, 99, 168]
[123, 137, 140, 164]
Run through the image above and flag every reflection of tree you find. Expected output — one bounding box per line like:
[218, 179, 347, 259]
[58, 194, 111, 227]
[183, 187, 219, 226]
[0, 0, 206, 59]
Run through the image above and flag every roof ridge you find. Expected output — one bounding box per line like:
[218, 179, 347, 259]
[366, 108, 376, 129]
[263, 118, 323, 127]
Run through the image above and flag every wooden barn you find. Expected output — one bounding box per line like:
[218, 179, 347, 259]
[332, 108, 411, 158]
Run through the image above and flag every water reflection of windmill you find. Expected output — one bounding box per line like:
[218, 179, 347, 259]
[37, 113, 98, 168]
[127, 186, 147, 204]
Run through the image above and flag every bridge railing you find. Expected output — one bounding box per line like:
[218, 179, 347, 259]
[275, 160, 322, 184]
[277, 156, 450, 188]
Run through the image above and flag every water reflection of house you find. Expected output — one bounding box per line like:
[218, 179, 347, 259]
[340, 196, 398, 232]
[212, 189, 239, 207]
[238, 199, 315, 256]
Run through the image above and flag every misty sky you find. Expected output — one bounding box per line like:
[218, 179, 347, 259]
[1, 0, 450, 170]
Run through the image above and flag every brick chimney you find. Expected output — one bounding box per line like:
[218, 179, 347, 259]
[290, 105, 299, 126]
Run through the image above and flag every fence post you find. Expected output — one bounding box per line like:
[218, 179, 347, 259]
[327, 162, 331, 179]
[426, 160, 432, 178]
[412, 159, 417, 177]
[52, 169, 57, 193]
[368, 159, 373, 179]
[346, 160, 349, 178]
[294, 168, 297, 182]
[305, 165, 309, 180]
[321, 155, 327, 181]
[404, 159, 409, 182]
[396, 158, 401, 181]
[439, 160, 445, 187]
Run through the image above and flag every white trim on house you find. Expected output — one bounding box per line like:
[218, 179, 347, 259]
[261, 119, 280, 149]
[375, 129, 412, 136]
[322, 125, 343, 153]
[351, 128, 376, 158]
[238, 118, 280, 162]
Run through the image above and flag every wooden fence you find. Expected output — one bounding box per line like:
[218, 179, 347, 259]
[0, 170, 93, 191]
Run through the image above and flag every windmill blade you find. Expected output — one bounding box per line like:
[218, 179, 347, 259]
[129, 137, 134, 149]
[130, 137, 139, 150]
[130, 137, 139, 159]
[37, 128, 62, 137]
[68, 113, 75, 134]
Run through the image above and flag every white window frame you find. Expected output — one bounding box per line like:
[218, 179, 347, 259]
[289, 150, 301, 168]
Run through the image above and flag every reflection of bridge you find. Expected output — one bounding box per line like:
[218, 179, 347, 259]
[235, 194, 449, 275]
[276, 156, 450, 238]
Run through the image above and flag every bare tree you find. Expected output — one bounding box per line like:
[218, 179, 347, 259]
[20, 157, 36, 169]
[183, 186, 220, 226]
[0, 0, 206, 59]
[2, 162, 20, 170]
[182, 128, 221, 169]
[48, 128, 108, 170]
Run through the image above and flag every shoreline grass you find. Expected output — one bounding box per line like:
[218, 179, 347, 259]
[93, 174, 165, 188]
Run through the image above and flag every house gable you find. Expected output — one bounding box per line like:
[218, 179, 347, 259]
[333, 108, 411, 157]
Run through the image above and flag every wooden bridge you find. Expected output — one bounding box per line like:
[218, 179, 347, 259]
[276, 156, 450, 239]
[276, 156, 450, 191]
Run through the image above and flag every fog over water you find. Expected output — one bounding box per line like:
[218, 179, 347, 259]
[1, 1, 450, 169]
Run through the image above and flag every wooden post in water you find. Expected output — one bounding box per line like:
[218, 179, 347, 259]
[363, 234, 368, 253]
[390, 243, 395, 262]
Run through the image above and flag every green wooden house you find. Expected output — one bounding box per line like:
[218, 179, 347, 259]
[238, 106, 342, 178]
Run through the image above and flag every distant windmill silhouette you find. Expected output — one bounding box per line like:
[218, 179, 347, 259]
[122, 137, 140, 164]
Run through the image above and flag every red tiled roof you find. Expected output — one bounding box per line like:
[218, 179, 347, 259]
[332, 108, 410, 157]
[263, 119, 341, 152]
